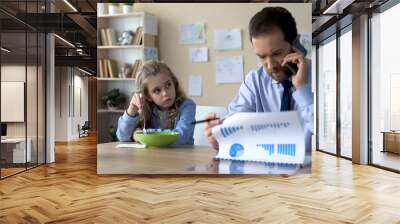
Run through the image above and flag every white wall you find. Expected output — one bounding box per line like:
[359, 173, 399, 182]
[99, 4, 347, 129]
[1, 63, 46, 164]
[54, 67, 89, 141]
[1, 65, 40, 136]
[55, 67, 68, 141]
[72, 73, 89, 138]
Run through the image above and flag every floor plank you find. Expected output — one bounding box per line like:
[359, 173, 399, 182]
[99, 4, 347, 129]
[0, 135, 399, 223]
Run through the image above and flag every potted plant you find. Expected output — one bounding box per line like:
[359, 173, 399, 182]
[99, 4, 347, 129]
[101, 88, 126, 110]
[108, 2, 121, 15]
[121, 2, 134, 14]
[109, 125, 118, 141]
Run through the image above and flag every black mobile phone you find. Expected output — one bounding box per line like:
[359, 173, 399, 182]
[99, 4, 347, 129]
[286, 38, 306, 77]
[286, 62, 298, 77]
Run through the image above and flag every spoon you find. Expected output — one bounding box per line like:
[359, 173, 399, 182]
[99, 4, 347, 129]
[139, 109, 147, 134]
[135, 91, 147, 134]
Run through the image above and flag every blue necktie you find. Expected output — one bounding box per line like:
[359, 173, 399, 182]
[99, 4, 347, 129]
[280, 80, 293, 111]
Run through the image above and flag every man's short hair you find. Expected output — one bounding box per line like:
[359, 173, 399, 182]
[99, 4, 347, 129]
[249, 7, 298, 44]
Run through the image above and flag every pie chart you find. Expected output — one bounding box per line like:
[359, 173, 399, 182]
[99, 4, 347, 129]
[229, 143, 244, 157]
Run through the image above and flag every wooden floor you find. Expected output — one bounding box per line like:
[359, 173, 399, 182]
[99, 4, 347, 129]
[1, 167, 26, 178]
[1, 135, 400, 223]
[372, 150, 400, 171]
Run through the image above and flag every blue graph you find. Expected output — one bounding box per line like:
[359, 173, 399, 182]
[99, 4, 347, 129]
[220, 126, 243, 138]
[229, 143, 244, 157]
[250, 122, 290, 132]
[277, 144, 296, 156]
[256, 144, 274, 155]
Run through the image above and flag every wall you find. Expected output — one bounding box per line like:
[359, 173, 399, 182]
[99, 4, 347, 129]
[55, 67, 68, 141]
[134, 3, 312, 107]
[73, 73, 89, 138]
[1, 63, 45, 165]
[1, 65, 38, 138]
[54, 67, 89, 141]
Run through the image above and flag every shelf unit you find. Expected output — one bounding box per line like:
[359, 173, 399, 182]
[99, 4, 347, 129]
[97, 4, 158, 143]
[97, 45, 144, 50]
[97, 12, 148, 19]
[97, 109, 126, 113]
[97, 77, 136, 81]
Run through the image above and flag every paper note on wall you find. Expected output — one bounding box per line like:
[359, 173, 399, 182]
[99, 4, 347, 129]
[212, 112, 306, 164]
[216, 56, 243, 83]
[188, 75, 202, 97]
[144, 48, 158, 60]
[189, 47, 208, 63]
[180, 23, 206, 44]
[214, 29, 242, 51]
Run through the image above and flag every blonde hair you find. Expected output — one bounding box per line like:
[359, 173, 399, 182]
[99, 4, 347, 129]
[135, 60, 186, 129]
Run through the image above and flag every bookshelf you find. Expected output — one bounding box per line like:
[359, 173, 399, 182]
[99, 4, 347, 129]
[97, 12, 148, 19]
[97, 4, 158, 143]
[97, 109, 126, 113]
[97, 77, 136, 81]
[97, 45, 143, 50]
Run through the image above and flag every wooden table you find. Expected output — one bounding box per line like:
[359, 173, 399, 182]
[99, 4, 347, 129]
[381, 131, 400, 154]
[97, 142, 311, 175]
[1, 138, 32, 165]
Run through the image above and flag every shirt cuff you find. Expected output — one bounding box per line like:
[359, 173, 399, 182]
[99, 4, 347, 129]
[292, 84, 313, 108]
[122, 110, 139, 120]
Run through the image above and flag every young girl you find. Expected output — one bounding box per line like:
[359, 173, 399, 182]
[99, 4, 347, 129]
[116, 60, 196, 145]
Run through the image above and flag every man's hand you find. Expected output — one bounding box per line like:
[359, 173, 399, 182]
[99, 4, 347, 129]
[281, 46, 307, 89]
[204, 113, 223, 150]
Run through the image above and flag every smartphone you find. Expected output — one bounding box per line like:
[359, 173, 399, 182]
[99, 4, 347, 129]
[285, 38, 307, 77]
[286, 62, 298, 77]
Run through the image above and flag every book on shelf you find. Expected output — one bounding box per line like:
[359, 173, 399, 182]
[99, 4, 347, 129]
[106, 28, 117, 45]
[98, 59, 104, 78]
[100, 29, 108, 46]
[98, 59, 118, 78]
[102, 59, 109, 77]
[133, 26, 144, 45]
[131, 59, 143, 79]
[108, 59, 119, 78]
[99, 28, 117, 46]
[106, 59, 113, 77]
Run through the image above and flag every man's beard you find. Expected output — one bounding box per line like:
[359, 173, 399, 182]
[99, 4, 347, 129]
[267, 67, 290, 81]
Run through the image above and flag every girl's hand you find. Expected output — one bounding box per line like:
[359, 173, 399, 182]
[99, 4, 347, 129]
[127, 93, 144, 116]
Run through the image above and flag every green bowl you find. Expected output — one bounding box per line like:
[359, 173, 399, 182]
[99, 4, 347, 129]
[134, 131, 180, 147]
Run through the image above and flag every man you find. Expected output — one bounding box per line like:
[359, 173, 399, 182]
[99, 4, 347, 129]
[205, 6, 313, 150]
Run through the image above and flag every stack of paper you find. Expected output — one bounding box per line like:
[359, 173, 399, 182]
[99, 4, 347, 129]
[212, 112, 306, 164]
[218, 160, 301, 175]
